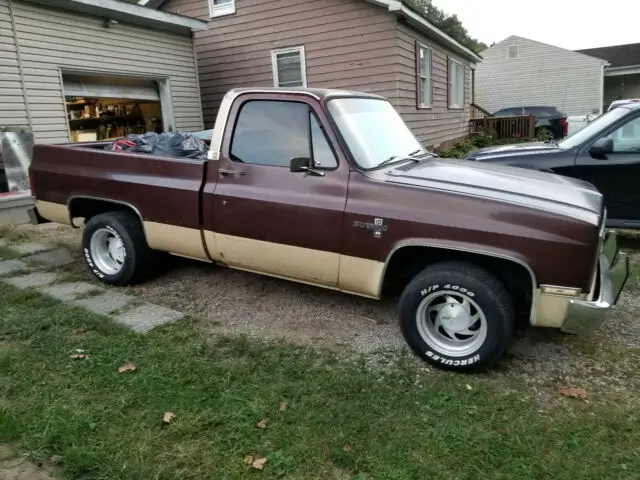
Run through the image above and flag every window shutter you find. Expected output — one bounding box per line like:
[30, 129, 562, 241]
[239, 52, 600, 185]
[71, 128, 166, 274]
[463, 65, 466, 108]
[446, 55, 451, 109]
[429, 48, 434, 107]
[415, 40, 421, 108]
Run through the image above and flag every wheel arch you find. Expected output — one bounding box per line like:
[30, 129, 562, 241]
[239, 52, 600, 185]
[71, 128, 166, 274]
[379, 240, 538, 323]
[67, 196, 145, 228]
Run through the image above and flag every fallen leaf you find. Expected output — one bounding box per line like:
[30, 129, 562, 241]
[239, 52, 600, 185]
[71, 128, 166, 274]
[118, 362, 136, 373]
[70, 353, 87, 360]
[466, 384, 473, 391]
[343, 443, 353, 452]
[162, 411, 176, 424]
[279, 401, 287, 411]
[558, 386, 588, 400]
[256, 419, 267, 429]
[505, 427, 511, 435]
[252, 457, 267, 470]
[243, 455, 254, 465]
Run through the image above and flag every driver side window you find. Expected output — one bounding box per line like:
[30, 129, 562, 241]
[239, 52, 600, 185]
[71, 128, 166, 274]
[605, 116, 640, 153]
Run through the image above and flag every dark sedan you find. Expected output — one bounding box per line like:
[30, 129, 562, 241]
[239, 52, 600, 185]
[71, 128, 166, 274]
[493, 106, 568, 140]
[467, 103, 640, 229]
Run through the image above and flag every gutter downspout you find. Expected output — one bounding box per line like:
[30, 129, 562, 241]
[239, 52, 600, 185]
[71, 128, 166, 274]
[600, 62, 608, 114]
[7, 0, 32, 130]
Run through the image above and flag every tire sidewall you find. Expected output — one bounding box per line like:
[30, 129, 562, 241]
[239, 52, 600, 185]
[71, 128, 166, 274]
[400, 274, 509, 371]
[83, 215, 137, 285]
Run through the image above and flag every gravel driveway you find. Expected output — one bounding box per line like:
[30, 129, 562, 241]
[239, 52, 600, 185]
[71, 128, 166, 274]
[4, 223, 640, 403]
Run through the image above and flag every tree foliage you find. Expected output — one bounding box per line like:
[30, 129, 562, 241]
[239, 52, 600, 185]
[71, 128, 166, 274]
[405, 0, 488, 54]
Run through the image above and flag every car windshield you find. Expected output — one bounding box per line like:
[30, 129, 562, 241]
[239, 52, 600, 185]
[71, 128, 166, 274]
[557, 107, 630, 149]
[327, 97, 424, 169]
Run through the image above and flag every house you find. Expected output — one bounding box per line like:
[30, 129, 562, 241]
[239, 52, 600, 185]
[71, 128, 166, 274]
[0, 0, 207, 144]
[576, 43, 640, 109]
[149, 0, 482, 150]
[475, 35, 608, 117]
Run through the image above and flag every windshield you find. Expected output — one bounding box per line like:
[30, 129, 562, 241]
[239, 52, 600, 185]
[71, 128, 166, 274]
[558, 107, 630, 149]
[327, 97, 424, 169]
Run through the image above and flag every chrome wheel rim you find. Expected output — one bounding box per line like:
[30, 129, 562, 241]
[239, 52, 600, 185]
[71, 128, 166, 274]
[416, 291, 487, 357]
[89, 228, 125, 275]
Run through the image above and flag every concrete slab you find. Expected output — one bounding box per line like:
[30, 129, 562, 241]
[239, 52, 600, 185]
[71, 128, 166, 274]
[38, 282, 102, 302]
[72, 290, 137, 316]
[24, 248, 74, 267]
[113, 303, 185, 333]
[3, 272, 58, 289]
[11, 242, 53, 255]
[0, 259, 28, 276]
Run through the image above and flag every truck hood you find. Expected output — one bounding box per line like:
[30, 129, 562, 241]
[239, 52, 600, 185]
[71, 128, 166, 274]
[382, 157, 602, 225]
[465, 141, 561, 161]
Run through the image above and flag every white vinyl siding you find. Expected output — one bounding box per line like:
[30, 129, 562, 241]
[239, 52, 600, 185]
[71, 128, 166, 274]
[0, 0, 203, 144]
[271, 46, 307, 87]
[209, 0, 235, 17]
[476, 35, 607, 116]
[449, 58, 464, 109]
[417, 43, 430, 108]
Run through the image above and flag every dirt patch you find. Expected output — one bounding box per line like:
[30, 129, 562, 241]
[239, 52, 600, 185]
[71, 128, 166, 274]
[0, 445, 57, 480]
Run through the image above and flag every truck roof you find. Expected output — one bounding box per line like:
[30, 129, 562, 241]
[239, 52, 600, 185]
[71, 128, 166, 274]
[226, 87, 387, 101]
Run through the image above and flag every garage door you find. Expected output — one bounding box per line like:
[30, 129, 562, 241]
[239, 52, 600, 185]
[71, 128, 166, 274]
[62, 74, 160, 101]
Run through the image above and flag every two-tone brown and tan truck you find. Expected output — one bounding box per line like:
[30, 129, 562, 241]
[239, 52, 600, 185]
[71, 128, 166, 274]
[27, 87, 629, 372]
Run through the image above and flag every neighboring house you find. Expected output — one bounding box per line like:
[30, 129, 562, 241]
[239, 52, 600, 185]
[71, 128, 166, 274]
[576, 43, 640, 109]
[475, 35, 607, 116]
[152, 0, 482, 150]
[0, 0, 206, 144]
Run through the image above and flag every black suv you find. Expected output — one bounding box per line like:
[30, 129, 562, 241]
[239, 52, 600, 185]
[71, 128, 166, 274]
[493, 106, 568, 140]
[467, 103, 640, 229]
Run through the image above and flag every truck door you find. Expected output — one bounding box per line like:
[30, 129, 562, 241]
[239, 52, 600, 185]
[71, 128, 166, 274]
[210, 94, 348, 287]
[574, 112, 640, 224]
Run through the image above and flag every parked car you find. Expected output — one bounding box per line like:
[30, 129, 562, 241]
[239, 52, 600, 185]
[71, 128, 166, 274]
[493, 106, 568, 139]
[608, 99, 640, 111]
[466, 102, 640, 229]
[26, 87, 628, 373]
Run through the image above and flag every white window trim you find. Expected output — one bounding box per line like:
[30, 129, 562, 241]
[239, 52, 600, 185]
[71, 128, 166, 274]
[271, 46, 307, 88]
[507, 44, 519, 60]
[417, 43, 431, 108]
[209, 0, 235, 18]
[448, 58, 465, 109]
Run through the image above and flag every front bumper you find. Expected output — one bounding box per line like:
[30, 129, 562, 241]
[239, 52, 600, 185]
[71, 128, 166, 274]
[560, 230, 630, 335]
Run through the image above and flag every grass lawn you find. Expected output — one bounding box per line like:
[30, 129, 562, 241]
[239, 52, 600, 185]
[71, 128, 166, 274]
[0, 282, 638, 480]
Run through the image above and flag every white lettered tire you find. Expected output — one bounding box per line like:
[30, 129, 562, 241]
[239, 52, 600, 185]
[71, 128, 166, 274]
[82, 210, 154, 286]
[399, 261, 515, 372]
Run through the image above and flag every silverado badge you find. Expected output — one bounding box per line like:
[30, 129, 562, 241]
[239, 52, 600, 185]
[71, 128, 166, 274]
[353, 217, 388, 239]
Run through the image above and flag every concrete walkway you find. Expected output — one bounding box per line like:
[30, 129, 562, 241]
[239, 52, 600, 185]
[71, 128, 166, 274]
[0, 241, 185, 333]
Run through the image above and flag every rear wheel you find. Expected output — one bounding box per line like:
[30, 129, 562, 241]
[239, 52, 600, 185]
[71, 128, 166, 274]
[399, 261, 515, 373]
[82, 210, 153, 286]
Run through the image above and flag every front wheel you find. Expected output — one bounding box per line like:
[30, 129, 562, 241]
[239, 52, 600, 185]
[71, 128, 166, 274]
[399, 261, 515, 373]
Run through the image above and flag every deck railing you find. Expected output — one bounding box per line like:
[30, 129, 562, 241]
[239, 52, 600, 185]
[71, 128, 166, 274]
[469, 114, 536, 140]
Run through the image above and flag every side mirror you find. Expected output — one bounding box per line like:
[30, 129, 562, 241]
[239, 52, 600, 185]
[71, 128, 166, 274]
[289, 157, 325, 176]
[290, 157, 311, 172]
[589, 137, 613, 160]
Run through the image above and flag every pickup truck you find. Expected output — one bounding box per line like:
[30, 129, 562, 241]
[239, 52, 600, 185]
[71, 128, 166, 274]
[28, 87, 630, 373]
[467, 102, 640, 229]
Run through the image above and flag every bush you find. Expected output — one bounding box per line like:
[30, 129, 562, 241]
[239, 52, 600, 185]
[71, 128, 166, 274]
[437, 135, 529, 159]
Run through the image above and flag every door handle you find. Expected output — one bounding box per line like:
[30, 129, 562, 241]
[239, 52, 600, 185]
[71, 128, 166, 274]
[219, 168, 245, 176]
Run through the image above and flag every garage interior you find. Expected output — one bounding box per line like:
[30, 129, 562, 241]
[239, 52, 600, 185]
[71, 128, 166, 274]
[63, 74, 166, 142]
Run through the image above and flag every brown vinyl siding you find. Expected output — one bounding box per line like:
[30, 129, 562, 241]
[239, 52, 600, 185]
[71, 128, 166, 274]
[1, 0, 203, 143]
[395, 22, 471, 147]
[162, 0, 398, 128]
[162, 0, 473, 146]
[0, 0, 28, 127]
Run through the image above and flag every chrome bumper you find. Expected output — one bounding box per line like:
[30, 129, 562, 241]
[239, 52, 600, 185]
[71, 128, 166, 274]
[561, 231, 630, 335]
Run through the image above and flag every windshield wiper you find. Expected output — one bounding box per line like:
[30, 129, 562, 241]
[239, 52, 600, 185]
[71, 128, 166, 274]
[377, 155, 406, 168]
[408, 149, 425, 157]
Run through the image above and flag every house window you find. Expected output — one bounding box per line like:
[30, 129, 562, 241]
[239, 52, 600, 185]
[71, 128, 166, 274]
[448, 59, 465, 109]
[507, 44, 519, 59]
[417, 43, 431, 108]
[209, 0, 235, 17]
[271, 46, 307, 88]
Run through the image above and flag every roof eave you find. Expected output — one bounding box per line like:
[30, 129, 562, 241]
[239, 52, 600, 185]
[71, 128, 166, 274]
[22, 0, 207, 34]
[364, 0, 481, 63]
